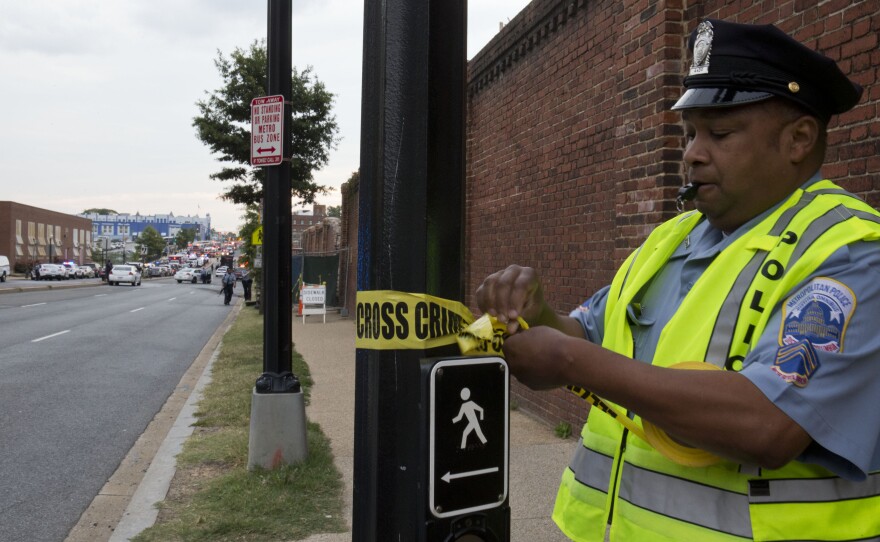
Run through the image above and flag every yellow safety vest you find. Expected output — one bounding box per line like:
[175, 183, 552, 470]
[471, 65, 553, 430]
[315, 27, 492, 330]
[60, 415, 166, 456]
[554, 181, 880, 542]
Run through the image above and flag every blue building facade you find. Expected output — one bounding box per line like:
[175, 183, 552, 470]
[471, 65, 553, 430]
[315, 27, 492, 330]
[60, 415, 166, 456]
[79, 212, 211, 242]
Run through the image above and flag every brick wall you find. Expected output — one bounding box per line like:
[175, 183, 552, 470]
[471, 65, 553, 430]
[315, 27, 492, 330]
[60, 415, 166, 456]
[340, 175, 360, 314]
[465, 0, 880, 429]
[299, 217, 340, 253]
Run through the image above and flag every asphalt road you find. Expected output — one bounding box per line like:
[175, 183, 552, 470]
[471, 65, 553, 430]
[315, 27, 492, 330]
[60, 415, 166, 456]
[0, 277, 233, 542]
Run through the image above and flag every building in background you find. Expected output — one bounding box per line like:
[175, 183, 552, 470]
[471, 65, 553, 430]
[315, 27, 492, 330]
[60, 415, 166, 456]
[291, 204, 327, 250]
[80, 212, 211, 243]
[0, 201, 93, 270]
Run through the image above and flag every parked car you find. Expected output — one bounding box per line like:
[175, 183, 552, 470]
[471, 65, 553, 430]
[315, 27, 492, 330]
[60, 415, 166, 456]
[174, 267, 199, 284]
[36, 263, 63, 280]
[108, 264, 142, 286]
[214, 266, 228, 277]
[0, 255, 9, 282]
[79, 263, 98, 278]
[62, 262, 82, 279]
[148, 265, 172, 278]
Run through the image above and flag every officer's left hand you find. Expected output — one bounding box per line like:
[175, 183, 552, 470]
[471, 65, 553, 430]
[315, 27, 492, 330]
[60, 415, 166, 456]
[503, 325, 575, 390]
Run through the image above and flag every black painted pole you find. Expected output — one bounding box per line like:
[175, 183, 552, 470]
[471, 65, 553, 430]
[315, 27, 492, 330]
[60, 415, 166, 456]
[354, 0, 466, 539]
[247, 0, 307, 471]
[258, 0, 296, 392]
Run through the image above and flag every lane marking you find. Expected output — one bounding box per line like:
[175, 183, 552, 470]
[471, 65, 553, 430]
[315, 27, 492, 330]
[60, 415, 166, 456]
[21, 303, 47, 308]
[32, 330, 71, 343]
[131, 307, 145, 313]
[95, 294, 107, 297]
[168, 297, 176, 302]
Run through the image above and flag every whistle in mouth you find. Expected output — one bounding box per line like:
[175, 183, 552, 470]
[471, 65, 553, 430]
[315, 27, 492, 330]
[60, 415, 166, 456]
[677, 183, 698, 202]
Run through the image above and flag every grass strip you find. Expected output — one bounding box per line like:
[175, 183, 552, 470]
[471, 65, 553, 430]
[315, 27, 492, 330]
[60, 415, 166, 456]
[132, 307, 346, 542]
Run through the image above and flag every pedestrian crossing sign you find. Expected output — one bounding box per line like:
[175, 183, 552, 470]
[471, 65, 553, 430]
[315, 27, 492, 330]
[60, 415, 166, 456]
[427, 356, 509, 518]
[251, 226, 263, 246]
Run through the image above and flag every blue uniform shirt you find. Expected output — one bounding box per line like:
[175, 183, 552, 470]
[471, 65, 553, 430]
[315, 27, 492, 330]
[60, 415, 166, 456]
[570, 177, 880, 480]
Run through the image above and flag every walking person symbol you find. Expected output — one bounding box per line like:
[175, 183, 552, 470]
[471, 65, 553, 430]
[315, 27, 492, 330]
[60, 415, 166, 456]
[452, 387, 487, 449]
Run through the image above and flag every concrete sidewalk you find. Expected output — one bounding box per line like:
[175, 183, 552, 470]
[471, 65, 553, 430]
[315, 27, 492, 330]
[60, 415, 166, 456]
[296, 312, 573, 542]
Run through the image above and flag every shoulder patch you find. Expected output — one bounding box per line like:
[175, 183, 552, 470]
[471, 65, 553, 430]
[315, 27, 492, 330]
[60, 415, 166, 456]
[774, 278, 856, 386]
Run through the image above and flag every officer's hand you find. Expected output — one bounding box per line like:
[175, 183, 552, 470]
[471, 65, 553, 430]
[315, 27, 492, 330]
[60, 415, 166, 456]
[503, 326, 572, 390]
[476, 265, 547, 334]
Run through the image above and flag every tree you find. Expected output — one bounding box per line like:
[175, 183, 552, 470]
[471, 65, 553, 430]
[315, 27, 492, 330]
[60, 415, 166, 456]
[193, 40, 339, 206]
[135, 226, 166, 262]
[175, 228, 196, 251]
[327, 205, 341, 218]
[82, 208, 118, 215]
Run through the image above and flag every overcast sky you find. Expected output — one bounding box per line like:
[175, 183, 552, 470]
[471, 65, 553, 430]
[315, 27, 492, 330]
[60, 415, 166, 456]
[0, 0, 530, 233]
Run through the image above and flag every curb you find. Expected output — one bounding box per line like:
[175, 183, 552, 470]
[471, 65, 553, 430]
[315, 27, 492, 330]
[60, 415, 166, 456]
[109, 347, 221, 541]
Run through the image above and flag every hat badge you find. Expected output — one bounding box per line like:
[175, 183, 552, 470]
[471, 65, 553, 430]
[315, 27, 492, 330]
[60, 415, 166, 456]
[689, 21, 714, 76]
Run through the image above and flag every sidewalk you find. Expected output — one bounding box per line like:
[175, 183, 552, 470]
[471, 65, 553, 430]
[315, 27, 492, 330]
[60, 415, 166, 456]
[88, 309, 574, 541]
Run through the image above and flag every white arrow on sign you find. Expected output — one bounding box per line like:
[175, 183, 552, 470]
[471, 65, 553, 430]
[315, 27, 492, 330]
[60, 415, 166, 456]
[441, 466, 499, 483]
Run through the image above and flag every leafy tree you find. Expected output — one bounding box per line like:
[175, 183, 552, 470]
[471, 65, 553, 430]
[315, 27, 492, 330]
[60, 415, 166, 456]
[175, 228, 196, 250]
[327, 205, 341, 218]
[135, 226, 166, 261]
[82, 208, 118, 215]
[193, 40, 339, 206]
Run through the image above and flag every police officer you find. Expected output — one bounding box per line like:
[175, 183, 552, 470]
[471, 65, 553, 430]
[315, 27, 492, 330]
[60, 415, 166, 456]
[477, 19, 879, 542]
[222, 266, 236, 305]
[240, 270, 253, 302]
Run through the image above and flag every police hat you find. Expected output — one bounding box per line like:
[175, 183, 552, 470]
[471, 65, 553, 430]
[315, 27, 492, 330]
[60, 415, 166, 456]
[672, 19, 862, 121]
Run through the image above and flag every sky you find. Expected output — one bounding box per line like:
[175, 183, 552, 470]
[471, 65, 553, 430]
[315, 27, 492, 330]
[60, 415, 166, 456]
[0, 0, 531, 233]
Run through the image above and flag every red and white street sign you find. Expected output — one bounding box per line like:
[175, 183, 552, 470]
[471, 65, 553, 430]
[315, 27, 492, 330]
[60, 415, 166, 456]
[250, 95, 284, 166]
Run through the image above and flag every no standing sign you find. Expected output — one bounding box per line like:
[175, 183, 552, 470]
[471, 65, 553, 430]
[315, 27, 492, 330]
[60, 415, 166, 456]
[250, 95, 284, 166]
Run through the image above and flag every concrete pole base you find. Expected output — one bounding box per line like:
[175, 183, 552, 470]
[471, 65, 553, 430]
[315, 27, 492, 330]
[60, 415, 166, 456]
[247, 388, 308, 470]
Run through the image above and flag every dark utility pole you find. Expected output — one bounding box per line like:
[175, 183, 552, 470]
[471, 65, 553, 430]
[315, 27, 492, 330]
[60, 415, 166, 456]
[259, 0, 295, 388]
[355, 0, 469, 540]
[247, 0, 307, 470]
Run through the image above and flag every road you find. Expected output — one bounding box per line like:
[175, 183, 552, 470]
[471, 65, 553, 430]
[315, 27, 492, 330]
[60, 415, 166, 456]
[0, 276, 233, 542]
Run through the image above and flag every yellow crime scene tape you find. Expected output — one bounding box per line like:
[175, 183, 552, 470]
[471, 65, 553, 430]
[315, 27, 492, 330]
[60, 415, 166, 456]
[355, 291, 476, 351]
[355, 290, 721, 467]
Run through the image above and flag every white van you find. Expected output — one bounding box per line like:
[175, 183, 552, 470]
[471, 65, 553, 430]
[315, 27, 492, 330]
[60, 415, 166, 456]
[0, 256, 9, 282]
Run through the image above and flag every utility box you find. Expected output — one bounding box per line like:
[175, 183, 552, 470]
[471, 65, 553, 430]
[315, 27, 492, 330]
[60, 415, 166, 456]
[421, 356, 510, 541]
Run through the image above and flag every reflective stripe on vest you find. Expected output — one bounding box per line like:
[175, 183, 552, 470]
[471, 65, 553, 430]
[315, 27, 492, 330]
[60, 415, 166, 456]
[569, 441, 753, 538]
[555, 181, 880, 542]
[619, 461, 753, 539]
[570, 439, 613, 494]
[748, 470, 880, 503]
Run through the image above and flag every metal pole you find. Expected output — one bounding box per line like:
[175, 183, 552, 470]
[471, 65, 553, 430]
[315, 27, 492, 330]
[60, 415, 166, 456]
[256, 0, 296, 392]
[247, 0, 307, 471]
[354, 0, 467, 539]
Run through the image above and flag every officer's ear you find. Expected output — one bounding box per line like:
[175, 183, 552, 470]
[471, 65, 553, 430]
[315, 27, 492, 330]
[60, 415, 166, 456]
[784, 114, 821, 165]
